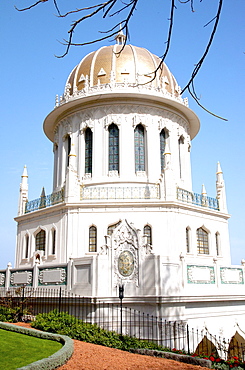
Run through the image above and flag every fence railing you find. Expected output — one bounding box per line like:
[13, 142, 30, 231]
[177, 188, 219, 211]
[25, 189, 64, 213]
[0, 287, 242, 360]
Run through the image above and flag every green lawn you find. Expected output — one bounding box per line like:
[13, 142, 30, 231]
[0, 328, 62, 370]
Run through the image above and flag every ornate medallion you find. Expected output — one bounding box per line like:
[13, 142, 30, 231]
[118, 250, 134, 277]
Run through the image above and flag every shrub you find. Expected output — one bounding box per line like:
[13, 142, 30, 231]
[31, 310, 168, 351]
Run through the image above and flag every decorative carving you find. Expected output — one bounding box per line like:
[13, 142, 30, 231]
[112, 220, 139, 286]
[100, 244, 109, 255]
[64, 83, 71, 100]
[38, 267, 67, 285]
[108, 170, 119, 178]
[220, 267, 244, 284]
[10, 270, 33, 286]
[187, 265, 215, 284]
[54, 104, 190, 141]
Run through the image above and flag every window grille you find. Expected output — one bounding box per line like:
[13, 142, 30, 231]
[36, 229, 46, 252]
[85, 128, 93, 174]
[134, 124, 145, 172]
[186, 228, 190, 253]
[160, 129, 166, 172]
[89, 226, 97, 252]
[108, 124, 119, 172]
[196, 227, 209, 254]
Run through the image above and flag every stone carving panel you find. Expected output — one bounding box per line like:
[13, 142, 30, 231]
[187, 265, 215, 284]
[10, 270, 33, 286]
[220, 267, 244, 284]
[112, 220, 139, 286]
[38, 267, 67, 286]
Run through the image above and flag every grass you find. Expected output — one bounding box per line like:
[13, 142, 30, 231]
[0, 328, 62, 370]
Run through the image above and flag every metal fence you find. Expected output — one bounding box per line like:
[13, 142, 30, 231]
[0, 287, 242, 360]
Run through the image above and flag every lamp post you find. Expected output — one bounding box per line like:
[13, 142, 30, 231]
[119, 284, 124, 338]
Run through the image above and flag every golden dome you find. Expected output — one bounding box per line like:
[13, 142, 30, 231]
[66, 44, 180, 98]
[44, 37, 200, 143]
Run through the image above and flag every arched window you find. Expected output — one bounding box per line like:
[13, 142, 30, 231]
[25, 234, 29, 259]
[196, 227, 209, 254]
[85, 128, 93, 174]
[108, 124, 119, 172]
[144, 225, 152, 245]
[178, 136, 184, 179]
[186, 227, 190, 253]
[52, 229, 56, 255]
[160, 129, 166, 172]
[134, 124, 145, 172]
[66, 135, 71, 167]
[89, 226, 97, 252]
[107, 221, 121, 236]
[215, 232, 220, 256]
[35, 229, 46, 252]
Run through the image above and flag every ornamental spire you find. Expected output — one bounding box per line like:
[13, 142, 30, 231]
[216, 161, 227, 213]
[115, 26, 126, 45]
[18, 165, 29, 216]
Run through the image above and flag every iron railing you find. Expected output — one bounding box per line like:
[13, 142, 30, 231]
[0, 287, 240, 359]
[177, 188, 219, 211]
[25, 189, 64, 213]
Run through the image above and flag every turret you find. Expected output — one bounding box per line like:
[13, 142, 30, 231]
[18, 166, 28, 216]
[216, 162, 227, 213]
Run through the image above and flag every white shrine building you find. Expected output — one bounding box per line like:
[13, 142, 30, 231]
[1, 32, 245, 341]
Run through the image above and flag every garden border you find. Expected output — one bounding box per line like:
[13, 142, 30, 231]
[0, 322, 74, 370]
[130, 349, 212, 368]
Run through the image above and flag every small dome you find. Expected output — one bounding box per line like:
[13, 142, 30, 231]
[66, 44, 180, 98]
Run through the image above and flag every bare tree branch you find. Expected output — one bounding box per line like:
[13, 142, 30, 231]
[181, 0, 223, 94]
[188, 86, 228, 121]
[58, 3, 108, 18]
[15, 0, 47, 12]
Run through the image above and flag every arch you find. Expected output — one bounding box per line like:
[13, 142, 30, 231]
[89, 225, 97, 252]
[108, 123, 119, 172]
[85, 127, 93, 174]
[134, 124, 145, 172]
[160, 129, 166, 172]
[196, 227, 209, 254]
[35, 229, 46, 252]
[178, 135, 184, 179]
[215, 232, 220, 256]
[51, 228, 56, 255]
[228, 332, 245, 361]
[24, 233, 29, 259]
[143, 224, 152, 245]
[66, 135, 71, 167]
[186, 227, 191, 253]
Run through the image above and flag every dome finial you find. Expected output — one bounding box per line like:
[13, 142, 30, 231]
[115, 25, 126, 45]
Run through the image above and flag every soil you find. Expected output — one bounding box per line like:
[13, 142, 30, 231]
[12, 323, 208, 370]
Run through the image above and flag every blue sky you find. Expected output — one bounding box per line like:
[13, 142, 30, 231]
[0, 0, 244, 268]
